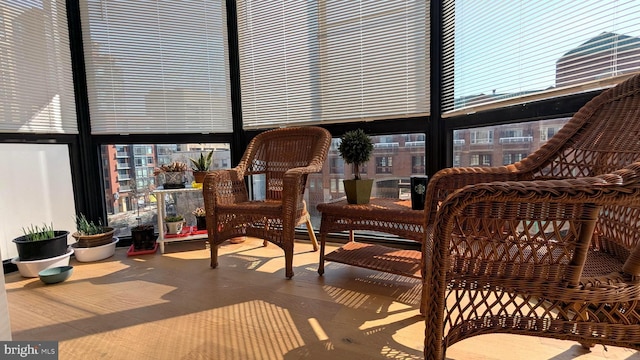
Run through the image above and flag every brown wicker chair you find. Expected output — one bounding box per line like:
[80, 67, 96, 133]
[423, 73, 640, 359]
[203, 126, 331, 279]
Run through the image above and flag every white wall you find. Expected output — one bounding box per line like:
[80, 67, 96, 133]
[0, 143, 77, 260]
[0, 246, 11, 340]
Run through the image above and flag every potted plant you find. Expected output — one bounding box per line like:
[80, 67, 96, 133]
[192, 207, 207, 230]
[72, 213, 115, 248]
[154, 161, 189, 189]
[12, 223, 69, 261]
[131, 223, 156, 251]
[71, 213, 118, 262]
[190, 151, 213, 184]
[165, 214, 184, 235]
[338, 129, 374, 204]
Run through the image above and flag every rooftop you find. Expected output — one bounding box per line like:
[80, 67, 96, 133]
[4, 238, 640, 359]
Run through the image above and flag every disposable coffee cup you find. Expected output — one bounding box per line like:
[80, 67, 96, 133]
[410, 175, 429, 210]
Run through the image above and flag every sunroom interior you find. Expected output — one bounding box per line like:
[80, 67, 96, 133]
[2, 0, 640, 359]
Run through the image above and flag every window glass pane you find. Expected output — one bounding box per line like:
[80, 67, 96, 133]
[102, 143, 230, 237]
[80, 0, 232, 134]
[320, 132, 425, 211]
[0, 1, 77, 134]
[443, 0, 640, 116]
[0, 144, 76, 260]
[309, 132, 426, 239]
[453, 118, 570, 168]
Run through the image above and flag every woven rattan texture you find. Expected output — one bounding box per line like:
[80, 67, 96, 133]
[317, 198, 423, 279]
[203, 126, 331, 279]
[423, 73, 640, 359]
[72, 227, 115, 248]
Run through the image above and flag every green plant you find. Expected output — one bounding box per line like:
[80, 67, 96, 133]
[190, 151, 213, 171]
[338, 129, 374, 180]
[75, 213, 107, 235]
[165, 215, 184, 223]
[22, 223, 55, 241]
[153, 161, 189, 176]
[132, 223, 154, 231]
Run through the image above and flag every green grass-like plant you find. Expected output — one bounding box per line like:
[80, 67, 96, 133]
[22, 223, 56, 241]
[75, 213, 106, 235]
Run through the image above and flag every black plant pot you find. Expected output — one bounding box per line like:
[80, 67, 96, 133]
[196, 216, 207, 231]
[13, 231, 69, 261]
[131, 226, 156, 251]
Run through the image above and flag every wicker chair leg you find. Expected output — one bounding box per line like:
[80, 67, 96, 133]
[306, 218, 319, 251]
[580, 342, 595, 350]
[210, 244, 219, 269]
[285, 249, 294, 279]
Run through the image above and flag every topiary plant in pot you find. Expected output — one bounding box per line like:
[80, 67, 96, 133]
[338, 129, 374, 204]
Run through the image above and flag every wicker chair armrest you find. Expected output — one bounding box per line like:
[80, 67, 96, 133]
[428, 173, 640, 287]
[424, 165, 527, 226]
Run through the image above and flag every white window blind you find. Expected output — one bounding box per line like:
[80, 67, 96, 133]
[80, 0, 232, 134]
[0, 0, 77, 134]
[443, 0, 640, 117]
[238, 1, 429, 129]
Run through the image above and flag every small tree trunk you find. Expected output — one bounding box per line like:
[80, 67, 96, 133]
[353, 163, 360, 180]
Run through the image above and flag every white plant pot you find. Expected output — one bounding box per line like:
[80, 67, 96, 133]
[11, 248, 74, 278]
[72, 237, 119, 262]
[166, 221, 184, 235]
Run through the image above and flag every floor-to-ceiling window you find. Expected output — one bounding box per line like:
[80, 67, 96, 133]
[444, 0, 640, 163]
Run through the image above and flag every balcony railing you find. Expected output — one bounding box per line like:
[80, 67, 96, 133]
[116, 163, 131, 170]
[374, 142, 399, 149]
[499, 136, 533, 144]
[405, 141, 425, 147]
[453, 139, 465, 145]
[115, 151, 129, 158]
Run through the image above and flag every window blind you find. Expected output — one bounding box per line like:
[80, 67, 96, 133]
[80, 0, 232, 134]
[0, 0, 77, 134]
[443, 0, 640, 117]
[237, 1, 429, 129]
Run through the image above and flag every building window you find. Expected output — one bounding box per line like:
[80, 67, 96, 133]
[453, 154, 461, 167]
[503, 153, 528, 165]
[411, 155, 425, 174]
[540, 126, 561, 141]
[376, 156, 393, 174]
[330, 158, 344, 174]
[470, 130, 493, 144]
[470, 154, 492, 166]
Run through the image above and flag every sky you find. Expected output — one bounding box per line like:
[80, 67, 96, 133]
[454, 0, 640, 97]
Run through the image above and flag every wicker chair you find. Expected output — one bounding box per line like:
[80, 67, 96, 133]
[423, 73, 640, 359]
[202, 126, 331, 279]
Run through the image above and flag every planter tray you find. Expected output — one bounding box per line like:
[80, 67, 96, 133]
[165, 226, 207, 238]
[190, 226, 208, 235]
[127, 243, 158, 257]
